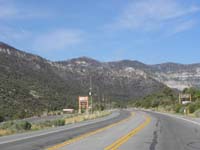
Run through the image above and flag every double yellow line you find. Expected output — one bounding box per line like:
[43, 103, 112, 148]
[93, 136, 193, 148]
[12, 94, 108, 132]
[104, 115, 151, 150]
[47, 112, 135, 150]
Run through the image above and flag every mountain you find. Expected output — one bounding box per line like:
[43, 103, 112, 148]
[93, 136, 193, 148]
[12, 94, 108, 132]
[150, 63, 200, 90]
[0, 42, 200, 120]
[0, 42, 77, 119]
[0, 42, 164, 120]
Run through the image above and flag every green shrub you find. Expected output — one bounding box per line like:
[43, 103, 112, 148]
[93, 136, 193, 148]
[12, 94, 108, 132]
[0, 121, 15, 130]
[174, 104, 182, 113]
[179, 107, 185, 114]
[37, 120, 52, 128]
[15, 121, 32, 130]
[35, 119, 65, 128]
[0, 116, 5, 123]
[188, 103, 196, 114]
[53, 119, 65, 126]
[0, 120, 31, 131]
[195, 109, 200, 117]
[151, 100, 160, 108]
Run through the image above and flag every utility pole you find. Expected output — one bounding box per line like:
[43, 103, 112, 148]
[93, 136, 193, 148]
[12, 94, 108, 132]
[89, 76, 93, 113]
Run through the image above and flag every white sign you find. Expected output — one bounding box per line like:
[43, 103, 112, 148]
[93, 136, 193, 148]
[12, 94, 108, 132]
[182, 101, 191, 105]
[79, 96, 88, 102]
[63, 109, 74, 113]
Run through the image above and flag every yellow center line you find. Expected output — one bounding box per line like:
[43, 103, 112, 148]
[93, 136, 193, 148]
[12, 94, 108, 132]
[104, 115, 151, 150]
[46, 112, 135, 150]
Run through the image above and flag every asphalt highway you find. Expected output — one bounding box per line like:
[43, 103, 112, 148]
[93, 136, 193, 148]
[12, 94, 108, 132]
[46, 110, 200, 150]
[1, 109, 200, 150]
[0, 110, 129, 150]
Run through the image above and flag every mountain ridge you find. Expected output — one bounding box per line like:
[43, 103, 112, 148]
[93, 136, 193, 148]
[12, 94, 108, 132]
[0, 42, 200, 120]
[1, 42, 200, 91]
[1, 41, 199, 66]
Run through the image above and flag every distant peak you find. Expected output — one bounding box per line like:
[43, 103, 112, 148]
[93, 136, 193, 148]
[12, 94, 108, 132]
[76, 56, 98, 61]
[59, 56, 99, 63]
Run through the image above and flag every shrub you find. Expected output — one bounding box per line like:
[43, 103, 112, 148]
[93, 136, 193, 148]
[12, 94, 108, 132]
[188, 103, 196, 114]
[0, 120, 31, 131]
[0, 121, 15, 130]
[179, 107, 185, 114]
[174, 104, 182, 113]
[15, 121, 32, 130]
[151, 100, 160, 108]
[195, 109, 200, 117]
[53, 119, 65, 126]
[35, 121, 52, 128]
[0, 116, 5, 123]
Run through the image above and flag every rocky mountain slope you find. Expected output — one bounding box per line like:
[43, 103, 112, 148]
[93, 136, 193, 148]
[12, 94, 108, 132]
[150, 63, 200, 90]
[0, 41, 199, 119]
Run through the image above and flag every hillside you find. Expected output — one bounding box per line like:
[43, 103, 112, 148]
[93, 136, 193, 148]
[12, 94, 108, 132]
[150, 63, 200, 90]
[1, 42, 200, 120]
[0, 42, 165, 120]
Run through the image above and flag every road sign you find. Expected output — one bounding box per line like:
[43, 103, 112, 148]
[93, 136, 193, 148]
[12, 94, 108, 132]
[179, 93, 192, 104]
[78, 96, 89, 113]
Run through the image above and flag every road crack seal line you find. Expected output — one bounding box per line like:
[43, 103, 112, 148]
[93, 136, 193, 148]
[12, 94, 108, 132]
[104, 115, 151, 150]
[46, 112, 135, 150]
[149, 119, 160, 150]
[149, 131, 158, 150]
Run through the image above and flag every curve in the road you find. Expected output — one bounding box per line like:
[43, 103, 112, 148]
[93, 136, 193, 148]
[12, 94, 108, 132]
[47, 112, 135, 150]
[0, 110, 131, 150]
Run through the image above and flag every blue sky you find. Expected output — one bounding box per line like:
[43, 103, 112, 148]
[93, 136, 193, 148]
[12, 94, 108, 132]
[0, 0, 200, 64]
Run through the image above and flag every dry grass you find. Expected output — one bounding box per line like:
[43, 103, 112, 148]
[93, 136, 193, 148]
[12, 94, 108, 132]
[0, 111, 111, 137]
[0, 129, 12, 136]
[65, 111, 110, 124]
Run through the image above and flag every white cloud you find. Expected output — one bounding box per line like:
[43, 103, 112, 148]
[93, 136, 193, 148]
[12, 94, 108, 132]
[109, 0, 199, 33]
[169, 20, 197, 35]
[0, 1, 52, 20]
[33, 29, 83, 51]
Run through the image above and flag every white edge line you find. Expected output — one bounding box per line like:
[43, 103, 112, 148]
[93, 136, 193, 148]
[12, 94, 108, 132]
[0, 112, 119, 145]
[145, 110, 200, 126]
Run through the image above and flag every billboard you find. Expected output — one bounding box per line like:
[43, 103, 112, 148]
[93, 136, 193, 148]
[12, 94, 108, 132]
[78, 96, 89, 113]
[79, 96, 89, 102]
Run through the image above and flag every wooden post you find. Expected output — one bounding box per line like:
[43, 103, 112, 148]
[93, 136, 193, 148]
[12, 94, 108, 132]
[78, 97, 81, 114]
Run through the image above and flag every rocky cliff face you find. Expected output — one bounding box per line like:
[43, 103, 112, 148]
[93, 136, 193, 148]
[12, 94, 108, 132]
[150, 63, 200, 90]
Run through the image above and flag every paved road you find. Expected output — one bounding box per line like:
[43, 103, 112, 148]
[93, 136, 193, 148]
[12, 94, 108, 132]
[0, 110, 129, 150]
[1, 109, 200, 150]
[47, 110, 200, 150]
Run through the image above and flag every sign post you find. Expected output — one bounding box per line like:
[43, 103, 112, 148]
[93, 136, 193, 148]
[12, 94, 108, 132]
[78, 96, 89, 114]
[179, 93, 192, 105]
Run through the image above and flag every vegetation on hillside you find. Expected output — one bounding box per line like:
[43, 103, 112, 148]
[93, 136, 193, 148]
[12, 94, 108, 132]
[132, 87, 200, 117]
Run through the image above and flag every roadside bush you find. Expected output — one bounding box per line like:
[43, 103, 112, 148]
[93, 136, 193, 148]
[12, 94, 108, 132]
[174, 104, 182, 113]
[151, 100, 160, 108]
[0, 120, 31, 131]
[195, 109, 200, 117]
[178, 107, 185, 114]
[188, 103, 196, 114]
[53, 119, 65, 126]
[0, 121, 15, 130]
[35, 121, 52, 128]
[0, 116, 5, 123]
[34, 119, 65, 129]
[15, 121, 32, 130]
